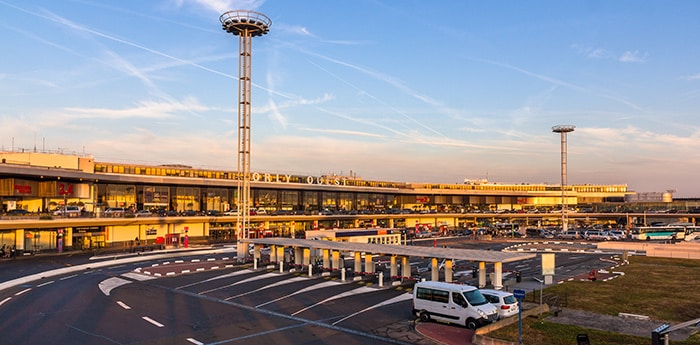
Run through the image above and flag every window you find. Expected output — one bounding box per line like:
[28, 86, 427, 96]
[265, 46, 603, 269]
[452, 292, 469, 307]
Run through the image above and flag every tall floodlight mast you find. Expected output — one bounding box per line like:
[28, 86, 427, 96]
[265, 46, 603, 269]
[220, 10, 271, 260]
[552, 125, 575, 233]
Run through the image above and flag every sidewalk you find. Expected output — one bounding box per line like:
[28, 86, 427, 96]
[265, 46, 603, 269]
[416, 322, 475, 345]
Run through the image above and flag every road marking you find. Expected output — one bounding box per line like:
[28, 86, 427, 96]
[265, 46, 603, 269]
[60, 274, 78, 280]
[332, 292, 412, 325]
[176, 269, 255, 289]
[256, 281, 339, 308]
[37, 281, 55, 287]
[292, 286, 375, 316]
[225, 276, 306, 300]
[117, 301, 131, 310]
[15, 288, 31, 296]
[122, 272, 156, 281]
[200, 272, 278, 295]
[186, 338, 204, 345]
[0, 297, 11, 306]
[142, 316, 165, 327]
[99, 277, 132, 296]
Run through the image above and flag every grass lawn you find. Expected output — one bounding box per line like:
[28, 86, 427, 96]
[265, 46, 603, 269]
[487, 256, 700, 345]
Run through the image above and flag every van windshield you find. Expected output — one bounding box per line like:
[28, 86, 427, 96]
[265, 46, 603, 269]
[463, 290, 488, 306]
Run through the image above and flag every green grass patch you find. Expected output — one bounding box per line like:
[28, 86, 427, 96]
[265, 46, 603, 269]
[488, 256, 700, 344]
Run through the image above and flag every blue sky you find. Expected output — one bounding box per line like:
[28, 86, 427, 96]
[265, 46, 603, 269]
[2, 1, 700, 197]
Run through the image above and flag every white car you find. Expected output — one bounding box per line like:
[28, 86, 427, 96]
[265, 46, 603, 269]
[479, 289, 519, 319]
[584, 230, 610, 241]
[134, 210, 153, 217]
[53, 206, 81, 217]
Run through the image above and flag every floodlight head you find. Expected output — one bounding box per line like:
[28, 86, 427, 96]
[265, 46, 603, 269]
[220, 10, 271, 37]
[552, 125, 575, 133]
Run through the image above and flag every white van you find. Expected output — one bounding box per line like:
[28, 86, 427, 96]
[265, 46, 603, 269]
[412, 281, 498, 329]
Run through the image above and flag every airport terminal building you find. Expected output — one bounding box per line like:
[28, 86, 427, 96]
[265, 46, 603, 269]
[0, 151, 632, 216]
[0, 150, 673, 253]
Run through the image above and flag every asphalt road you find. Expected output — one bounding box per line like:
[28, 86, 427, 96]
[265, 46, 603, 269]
[0, 239, 621, 344]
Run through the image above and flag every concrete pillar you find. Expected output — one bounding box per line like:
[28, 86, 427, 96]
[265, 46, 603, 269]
[445, 259, 454, 283]
[478, 261, 486, 288]
[276, 246, 285, 264]
[364, 253, 374, 274]
[401, 256, 411, 278]
[431, 258, 439, 281]
[390, 256, 398, 278]
[65, 227, 73, 247]
[332, 250, 340, 271]
[354, 251, 362, 281]
[302, 247, 311, 266]
[493, 262, 503, 290]
[322, 249, 330, 270]
[294, 248, 302, 266]
[270, 245, 278, 263]
[253, 244, 261, 263]
[16, 229, 24, 251]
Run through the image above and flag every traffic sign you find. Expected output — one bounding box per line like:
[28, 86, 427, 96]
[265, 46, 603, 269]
[513, 289, 526, 300]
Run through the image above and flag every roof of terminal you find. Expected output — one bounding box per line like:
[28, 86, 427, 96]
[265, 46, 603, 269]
[242, 238, 535, 263]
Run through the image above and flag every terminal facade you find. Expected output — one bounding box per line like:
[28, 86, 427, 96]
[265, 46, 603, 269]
[0, 151, 694, 253]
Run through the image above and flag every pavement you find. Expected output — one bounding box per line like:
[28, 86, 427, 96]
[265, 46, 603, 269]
[416, 322, 476, 345]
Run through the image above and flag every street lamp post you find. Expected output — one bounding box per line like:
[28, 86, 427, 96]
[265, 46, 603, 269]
[552, 125, 575, 232]
[219, 10, 271, 261]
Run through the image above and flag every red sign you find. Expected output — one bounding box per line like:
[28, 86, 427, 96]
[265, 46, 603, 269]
[14, 184, 31, 194]
[416, 196, 429, 203]
[57, 182, 73, 196]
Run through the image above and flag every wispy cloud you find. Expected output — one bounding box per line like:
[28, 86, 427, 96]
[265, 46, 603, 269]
[182, 0, 266, 14]
[619, 50, 647, 63]
[681, 73, 700, 81]
[472, 57, 647, 112]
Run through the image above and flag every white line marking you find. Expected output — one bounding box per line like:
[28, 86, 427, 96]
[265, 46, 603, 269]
[256, 281, 339, 308]
[292, 286, 376, 316]
[99, 277, 132, 296]
[332, 292, 413, 325]
[0, 297, 11, 306]
[121, 272, 156, 281]
[14, 288, 31, 296]
[117, 301, 131, 310]
[37, 281, 55, 287]
[142, 316, 165, 327]
[60, 274, 78, 280]
[186, 338, 204, 345]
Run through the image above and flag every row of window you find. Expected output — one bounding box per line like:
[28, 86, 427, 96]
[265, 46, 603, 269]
[94, 163, 628, 194]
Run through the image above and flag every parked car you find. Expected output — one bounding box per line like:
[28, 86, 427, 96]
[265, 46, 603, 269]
[479, 289, 519, 320]
[608, 230, 626, 240]
[103, 207, 127, 217]
[134, 210, 153, 217]
[223, 209, 239, 216]
[584, 230, 610, 241]
[53, 206, 81, 217]
[7, 209, 29, 215]
[413, 281, 498, 329]
[557, 230, 581, 240]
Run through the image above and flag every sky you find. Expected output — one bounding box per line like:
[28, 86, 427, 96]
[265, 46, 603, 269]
[1, 1, 700, 197]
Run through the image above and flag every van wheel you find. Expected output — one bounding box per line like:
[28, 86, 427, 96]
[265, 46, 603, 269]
[465, 318, 478, 330]
[419, 311, 431, 322]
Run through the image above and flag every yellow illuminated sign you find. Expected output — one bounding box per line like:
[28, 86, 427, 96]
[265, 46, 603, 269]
[541, 253, 555, 276]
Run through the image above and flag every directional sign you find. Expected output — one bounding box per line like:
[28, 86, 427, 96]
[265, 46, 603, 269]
[513, 289, 526, 300]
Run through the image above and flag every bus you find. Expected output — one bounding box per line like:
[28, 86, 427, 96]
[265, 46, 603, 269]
[630, 225, 693, 241]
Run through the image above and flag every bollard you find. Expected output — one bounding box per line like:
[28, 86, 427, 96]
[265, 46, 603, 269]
[253, 258, 258, 270]
[279, 261, 284, 273]
[308, 264, 313, 277]
[379, 272, 384, 288]
[341, 268, 346, 281]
